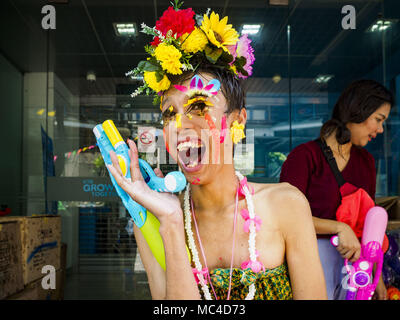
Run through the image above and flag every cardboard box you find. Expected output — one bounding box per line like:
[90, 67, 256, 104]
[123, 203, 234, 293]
[0, 215, 61, 285]
[376, 196, 400, 220]
[387, 220, 400, 232]
[36, 268, 64, 300]
[7, 268, 64, 300]
[0, 221, 24, 299]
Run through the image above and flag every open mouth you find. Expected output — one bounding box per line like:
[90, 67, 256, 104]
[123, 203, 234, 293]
[177, 137, 206, 172]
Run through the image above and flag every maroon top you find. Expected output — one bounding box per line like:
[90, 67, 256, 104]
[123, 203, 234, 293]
[280, 140, 376, 221]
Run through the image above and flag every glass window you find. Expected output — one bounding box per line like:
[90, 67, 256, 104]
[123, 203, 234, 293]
[1, 0, 399, 300]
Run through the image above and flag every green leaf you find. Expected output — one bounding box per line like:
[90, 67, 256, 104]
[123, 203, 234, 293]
[234, 60, 248, 76]
[152, 95, 161, 106]
[235, 56, 247, 68]
[171, 0, 183, 10]
[154, 71, 164, 82]
[204, 45, 223, 64]
[219, 50, 234, 64]
[138, 60, 161, 72]
[195, 13, 204, 26]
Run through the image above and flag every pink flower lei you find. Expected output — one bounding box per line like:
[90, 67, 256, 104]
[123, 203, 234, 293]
[183, 171, 264, 300]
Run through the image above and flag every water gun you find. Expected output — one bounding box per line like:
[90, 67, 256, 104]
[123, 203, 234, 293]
[93, 120, 187, 270]
[331, 206, 388, 300]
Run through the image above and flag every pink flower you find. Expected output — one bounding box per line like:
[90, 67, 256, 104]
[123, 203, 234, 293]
[238, 177, 254, 197]
[236, 34, 255, 79]
[240, 209, 262, 233]
[192, 267, 209, 284]
[241, 259, 265, 273]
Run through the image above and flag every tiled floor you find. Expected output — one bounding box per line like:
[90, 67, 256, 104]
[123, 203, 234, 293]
[64, 252, 152, 300]
[64, 271, 151, 300]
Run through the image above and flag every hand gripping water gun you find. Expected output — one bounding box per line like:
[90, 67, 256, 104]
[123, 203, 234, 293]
[93, 120, 188, 270]
[331, 206, 388, 300]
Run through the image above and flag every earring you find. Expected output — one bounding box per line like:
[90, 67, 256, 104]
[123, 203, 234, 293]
[230, 120, 246, 144]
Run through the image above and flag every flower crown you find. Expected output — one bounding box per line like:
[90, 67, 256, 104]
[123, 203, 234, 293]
[126, 0, 255, 104]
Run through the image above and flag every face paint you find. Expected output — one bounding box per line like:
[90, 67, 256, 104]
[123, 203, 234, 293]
[161, 105, 176, 127]
[205, 113, 216, 130]
[205, 113, 220, 164]
[159, 95, 163, 111]
[163, 127, 170, 154]
[191, 177, 201, 185]
[220, 115, 227, 143]
[175, 113, 182, 128]
[174, 75, 221, 99]
[183, 96, 213, 118]
[183, 96, 214, 108]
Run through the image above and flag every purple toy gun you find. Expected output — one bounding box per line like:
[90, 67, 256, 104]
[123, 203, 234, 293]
[331, 206, 388, 300]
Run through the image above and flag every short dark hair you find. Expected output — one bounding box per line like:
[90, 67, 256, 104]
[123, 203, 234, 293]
[320, 79, 394, 144]
[168, 60, 246, 114]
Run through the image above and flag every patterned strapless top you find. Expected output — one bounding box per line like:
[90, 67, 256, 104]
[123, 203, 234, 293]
[198, 262, 293, 300]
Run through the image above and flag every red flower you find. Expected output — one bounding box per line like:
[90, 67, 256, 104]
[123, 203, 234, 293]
[150, 37, 161, 47]
[151, 6, 195, 46]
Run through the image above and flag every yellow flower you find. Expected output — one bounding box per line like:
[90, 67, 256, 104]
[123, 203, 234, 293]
[230, 120, 245, 144]
[154, 43, 182, 75]
[180, 27, 208, 53]
[201, 12, 239, 52]
[143, 71, 171, 92]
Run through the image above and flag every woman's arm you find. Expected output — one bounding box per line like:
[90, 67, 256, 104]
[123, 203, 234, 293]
[275, 183, 327, 300]
[313, 216, 361, 262]
[312, 216, 343, 234]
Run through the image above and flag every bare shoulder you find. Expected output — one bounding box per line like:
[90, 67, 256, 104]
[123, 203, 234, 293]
[251, 181, 312, 223]
[252, 181, 308, 205]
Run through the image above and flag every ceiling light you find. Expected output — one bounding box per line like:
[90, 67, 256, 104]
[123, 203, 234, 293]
[313, 74, 334, 84]
[113, 23, 137, 37]
[367, 18, 397, 32]
[86, 71, 96, 82]
[272, 74, 281, 83]
[269, 0, 289, 5]
[241, 24, 263, 36]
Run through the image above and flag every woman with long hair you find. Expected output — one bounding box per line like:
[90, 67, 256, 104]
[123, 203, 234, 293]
[280, 79, 394, 299]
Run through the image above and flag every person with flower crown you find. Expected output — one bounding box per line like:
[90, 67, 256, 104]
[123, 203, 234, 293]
[108, 1, 327, 300]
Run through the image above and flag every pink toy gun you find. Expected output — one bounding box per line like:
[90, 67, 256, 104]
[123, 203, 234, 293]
[331, 206, 388, 300]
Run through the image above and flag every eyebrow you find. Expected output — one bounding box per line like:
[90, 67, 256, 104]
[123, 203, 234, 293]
[378, 113, 387, 120]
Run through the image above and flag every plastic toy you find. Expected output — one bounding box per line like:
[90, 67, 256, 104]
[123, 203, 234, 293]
[331, 206, 388, 300]
[93, 120, 188, 270]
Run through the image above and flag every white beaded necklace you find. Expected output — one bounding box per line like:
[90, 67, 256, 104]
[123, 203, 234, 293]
[183, 171, 259, 300]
